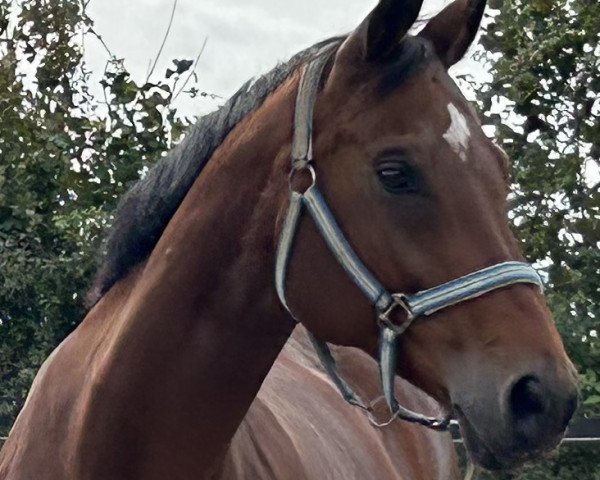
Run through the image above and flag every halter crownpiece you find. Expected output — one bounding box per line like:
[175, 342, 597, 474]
[275, 45, 544, 431]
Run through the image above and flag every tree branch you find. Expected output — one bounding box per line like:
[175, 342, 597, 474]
[146, 0, 178, 83]
[173, 37, 208, 102]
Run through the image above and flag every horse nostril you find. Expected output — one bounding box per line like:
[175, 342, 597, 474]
[506, 373, 577, 451]
[510, 375, 547, 421]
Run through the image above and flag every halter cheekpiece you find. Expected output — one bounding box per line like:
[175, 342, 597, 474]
[275, 44, 544, 431]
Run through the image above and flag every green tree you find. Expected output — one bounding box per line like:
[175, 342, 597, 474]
[0, 0, 196, 435]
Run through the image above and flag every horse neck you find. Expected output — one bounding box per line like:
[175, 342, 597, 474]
[80, 75, 299, 479]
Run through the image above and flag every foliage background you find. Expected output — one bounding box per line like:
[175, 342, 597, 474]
[0, 0, 192, 432]
[0, 0, 598, 478]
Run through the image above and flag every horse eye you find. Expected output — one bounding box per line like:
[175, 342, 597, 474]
[376, 161, 423, 195]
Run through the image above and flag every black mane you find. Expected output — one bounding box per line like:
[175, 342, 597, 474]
[88, 37, 344, 305]
[88, 34, 429, 306]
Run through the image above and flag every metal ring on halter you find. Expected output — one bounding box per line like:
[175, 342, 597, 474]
[378, 294, 415, 336]
[288, 163, 317, 193]
[365, 395, 452, 430]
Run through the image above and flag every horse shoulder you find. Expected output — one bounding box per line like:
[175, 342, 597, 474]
[0, 269, 142, 479]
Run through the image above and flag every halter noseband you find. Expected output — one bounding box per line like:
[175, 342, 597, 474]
[275, 45, 544, 431]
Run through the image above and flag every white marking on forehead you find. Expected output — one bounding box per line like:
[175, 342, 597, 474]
[443, 103, 471, 162]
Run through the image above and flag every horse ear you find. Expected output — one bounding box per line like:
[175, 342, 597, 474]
[342, 0, 425, 62]
[419, 0, 487, 68]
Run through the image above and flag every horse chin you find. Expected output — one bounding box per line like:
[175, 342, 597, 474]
[453, 406, 535, 471]
[458, 422, 506, 471]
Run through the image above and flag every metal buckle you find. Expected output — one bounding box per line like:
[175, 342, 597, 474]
[378, 294, 415, 335]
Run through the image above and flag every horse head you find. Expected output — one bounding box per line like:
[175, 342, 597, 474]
[281, 0, 578, 470]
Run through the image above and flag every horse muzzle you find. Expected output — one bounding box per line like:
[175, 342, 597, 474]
[453, 365, 578, 470]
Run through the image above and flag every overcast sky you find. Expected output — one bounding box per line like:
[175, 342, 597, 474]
[85, 0, 452, 116]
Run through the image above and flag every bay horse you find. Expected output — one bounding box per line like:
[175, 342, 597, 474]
[0, 0, 577, 479]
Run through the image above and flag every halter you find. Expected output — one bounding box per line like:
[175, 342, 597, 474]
[275, 45, 544, 431]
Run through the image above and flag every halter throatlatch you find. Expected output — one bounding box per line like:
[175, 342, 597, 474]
[275, 46, 545, 431]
